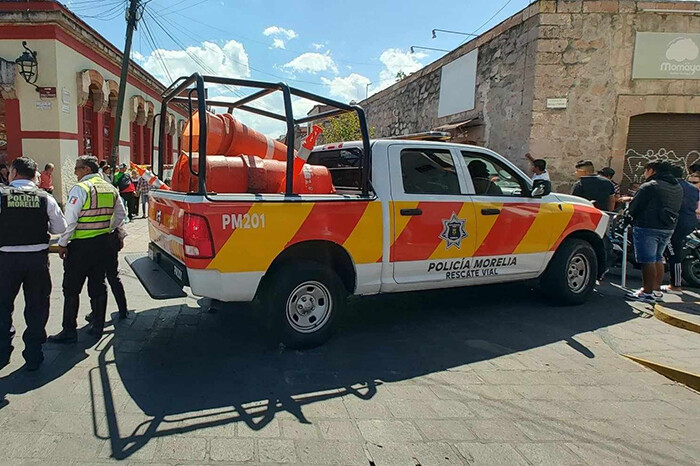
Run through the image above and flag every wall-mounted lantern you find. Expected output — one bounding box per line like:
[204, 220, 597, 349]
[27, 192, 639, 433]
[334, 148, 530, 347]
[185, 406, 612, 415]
[15, 41, 38, 87]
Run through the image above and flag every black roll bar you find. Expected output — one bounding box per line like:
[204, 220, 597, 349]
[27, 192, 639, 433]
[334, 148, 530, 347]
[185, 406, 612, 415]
[158, 73, 373, 197]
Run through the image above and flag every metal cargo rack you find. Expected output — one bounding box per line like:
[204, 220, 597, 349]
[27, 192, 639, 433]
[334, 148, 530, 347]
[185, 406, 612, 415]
[155, 73, 373, 198]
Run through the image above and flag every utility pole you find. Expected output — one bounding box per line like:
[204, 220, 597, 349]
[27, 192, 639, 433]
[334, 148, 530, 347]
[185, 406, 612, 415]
[110, 0, 141, 169]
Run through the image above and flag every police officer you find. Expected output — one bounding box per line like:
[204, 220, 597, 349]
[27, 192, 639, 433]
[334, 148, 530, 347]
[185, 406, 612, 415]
[0, 157, 66, 371]
[48, 155, 126, 343]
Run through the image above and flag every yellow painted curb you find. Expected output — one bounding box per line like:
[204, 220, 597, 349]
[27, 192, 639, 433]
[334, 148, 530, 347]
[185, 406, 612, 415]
[654, 304, 700, 335]
[623, 354, 700, 391]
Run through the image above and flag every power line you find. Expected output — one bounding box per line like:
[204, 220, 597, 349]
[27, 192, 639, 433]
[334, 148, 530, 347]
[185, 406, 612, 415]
[141, 16, 173, 83]
[458, 0, 516, 46]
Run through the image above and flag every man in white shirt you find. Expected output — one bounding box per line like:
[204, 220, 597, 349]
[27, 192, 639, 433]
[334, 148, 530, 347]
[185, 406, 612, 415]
[0, 157, 66, 371]
[48, 156, 126, 344]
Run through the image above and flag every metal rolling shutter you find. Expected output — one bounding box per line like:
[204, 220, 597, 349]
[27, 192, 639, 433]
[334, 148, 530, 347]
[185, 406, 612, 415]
[622, 113, 700, 193]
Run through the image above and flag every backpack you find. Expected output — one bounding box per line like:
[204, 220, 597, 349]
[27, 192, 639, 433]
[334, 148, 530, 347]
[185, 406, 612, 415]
[118, 173, 132, 191]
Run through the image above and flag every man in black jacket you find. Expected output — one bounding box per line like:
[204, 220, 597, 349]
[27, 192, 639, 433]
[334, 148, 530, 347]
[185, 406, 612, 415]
[625, 161, 683, 303]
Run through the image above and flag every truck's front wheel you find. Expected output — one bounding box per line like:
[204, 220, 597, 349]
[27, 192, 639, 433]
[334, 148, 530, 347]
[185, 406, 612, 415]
[542, 238, 597, 305]
[267, 261, 346, 349]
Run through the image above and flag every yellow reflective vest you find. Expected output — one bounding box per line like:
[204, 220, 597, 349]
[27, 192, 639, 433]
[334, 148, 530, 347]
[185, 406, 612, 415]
[71, 176, 118, 240]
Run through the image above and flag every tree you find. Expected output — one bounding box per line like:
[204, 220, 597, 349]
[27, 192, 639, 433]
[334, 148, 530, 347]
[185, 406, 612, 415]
[323, 113, 376, 144]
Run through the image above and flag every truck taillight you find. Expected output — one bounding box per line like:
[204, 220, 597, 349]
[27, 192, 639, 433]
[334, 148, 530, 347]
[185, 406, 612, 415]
[184, 213, 214, 259]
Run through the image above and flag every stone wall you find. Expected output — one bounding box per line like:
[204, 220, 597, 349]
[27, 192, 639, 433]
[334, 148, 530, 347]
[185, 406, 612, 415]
[530, 0, 700, 191]
[362, 6, 540, 169]
[360, 0, 700, 190]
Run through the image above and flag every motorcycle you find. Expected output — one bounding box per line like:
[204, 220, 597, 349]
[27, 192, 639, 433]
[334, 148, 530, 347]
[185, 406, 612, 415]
[681, 229, 700, 288]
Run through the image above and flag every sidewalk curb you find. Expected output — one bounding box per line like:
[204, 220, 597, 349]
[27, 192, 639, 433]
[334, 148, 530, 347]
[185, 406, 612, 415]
[654, 304, 700, 335]
[623, 354, 700, 391]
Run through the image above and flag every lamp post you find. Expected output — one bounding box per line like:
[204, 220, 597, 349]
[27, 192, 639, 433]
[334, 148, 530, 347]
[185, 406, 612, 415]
[365, 82, 372, 100]
[410, 46, 450, 54]
[431, 28, 479, 39]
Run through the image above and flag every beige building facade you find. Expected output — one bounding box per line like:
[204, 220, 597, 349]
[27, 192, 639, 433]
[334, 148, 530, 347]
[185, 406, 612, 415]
[0, 0, 186, 203]
[361, 0, 700, 191]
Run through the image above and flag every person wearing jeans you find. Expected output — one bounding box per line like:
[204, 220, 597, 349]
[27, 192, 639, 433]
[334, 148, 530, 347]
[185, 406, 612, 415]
[136, 174, 150, 218]
[661, 165, 700, 294]
[625, 161, 683, 303]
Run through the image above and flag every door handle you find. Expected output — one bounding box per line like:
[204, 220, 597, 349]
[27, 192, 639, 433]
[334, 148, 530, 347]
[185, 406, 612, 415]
[481, 208, 501, 216]
[400, 208, 423, 216]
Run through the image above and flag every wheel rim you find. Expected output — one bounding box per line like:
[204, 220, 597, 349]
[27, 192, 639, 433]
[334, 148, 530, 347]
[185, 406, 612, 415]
[286, 281, 333, 334]
[567, 252, 590, 294]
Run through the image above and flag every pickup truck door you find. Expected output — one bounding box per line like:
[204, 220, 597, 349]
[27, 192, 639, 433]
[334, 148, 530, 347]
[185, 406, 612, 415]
[388, 144, 478, 285]
[461, 149, 559, 280]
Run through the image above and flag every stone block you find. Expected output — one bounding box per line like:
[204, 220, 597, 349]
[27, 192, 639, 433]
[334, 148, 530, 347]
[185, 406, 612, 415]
[540, 0, 557, 13]
[619, 0, 636, 13]
[209, 438, 255, 462]
[258, 439, 297, 463]
[583, 0, 619, 13]
[537, 39, 570, 53]
[455, 443, 530, 465]
[538, 25, 561, 39]
[155, 437, 206, 461]
[539, 13, 573, 26]
[538, 52, 563, 64]
[558, 0, 583, 12]
[296, 441, 368, 465]
[357, 420, 423, 443]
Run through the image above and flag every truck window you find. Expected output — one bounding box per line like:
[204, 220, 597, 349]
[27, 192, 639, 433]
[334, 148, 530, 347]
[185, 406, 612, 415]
[462, 151, 527, 196]
[400, 148, 461, 195]
[308, 148, 362, 189]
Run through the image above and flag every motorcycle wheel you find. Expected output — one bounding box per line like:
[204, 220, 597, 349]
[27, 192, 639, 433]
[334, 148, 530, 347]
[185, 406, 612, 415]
[681, 257, 700, 288]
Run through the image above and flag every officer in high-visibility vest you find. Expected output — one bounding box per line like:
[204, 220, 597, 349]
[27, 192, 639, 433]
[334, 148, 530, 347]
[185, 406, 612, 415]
[0, 157, 66, 371]
[48, 155, 126, 343]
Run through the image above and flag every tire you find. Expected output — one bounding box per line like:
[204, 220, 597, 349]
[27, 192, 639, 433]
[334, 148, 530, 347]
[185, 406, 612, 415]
[681, 256, 700, 288]
[541, 238, 598, 305]
[265, 261, 346, 349]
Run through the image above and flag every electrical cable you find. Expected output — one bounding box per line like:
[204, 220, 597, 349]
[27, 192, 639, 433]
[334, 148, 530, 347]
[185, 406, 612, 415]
[458, 0, 516, 46]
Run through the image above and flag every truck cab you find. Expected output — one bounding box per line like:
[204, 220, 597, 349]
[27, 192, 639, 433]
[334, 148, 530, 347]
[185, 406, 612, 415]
[129, 73, 609, 349]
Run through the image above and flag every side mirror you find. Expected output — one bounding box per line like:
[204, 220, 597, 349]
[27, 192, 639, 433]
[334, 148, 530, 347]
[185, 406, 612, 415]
[531, 179, 551, 198]
[531, 184, 546, 198]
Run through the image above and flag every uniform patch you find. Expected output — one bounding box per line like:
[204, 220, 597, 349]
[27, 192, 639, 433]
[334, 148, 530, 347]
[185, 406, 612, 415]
[69, 196, 78, 205]
[439, 212, 468, 249]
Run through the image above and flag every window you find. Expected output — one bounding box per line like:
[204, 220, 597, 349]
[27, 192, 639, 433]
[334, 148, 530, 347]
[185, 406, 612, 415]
[82, 99, 95, 156]
[462, 151, 527, 196]
[308, 148, 363, 188]
[143, 126, 152, 165]
[102, 113, 114, 161]
[400, 148, 461, 195]
[131, 121, 141, 164]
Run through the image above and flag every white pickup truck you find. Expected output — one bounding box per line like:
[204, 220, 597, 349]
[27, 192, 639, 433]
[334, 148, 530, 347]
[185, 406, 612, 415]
[129, 74, 609, 348]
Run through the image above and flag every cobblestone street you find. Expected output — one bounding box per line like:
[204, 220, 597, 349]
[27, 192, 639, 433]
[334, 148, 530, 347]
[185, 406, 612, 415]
[0, 219, 698, 465]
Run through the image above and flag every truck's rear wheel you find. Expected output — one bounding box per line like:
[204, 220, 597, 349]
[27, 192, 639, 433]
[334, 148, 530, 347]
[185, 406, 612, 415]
[267, 261, 345, 349]
[542, 238, 597, 305]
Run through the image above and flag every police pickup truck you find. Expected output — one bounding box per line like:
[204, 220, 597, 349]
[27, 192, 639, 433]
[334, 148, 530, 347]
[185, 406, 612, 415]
[129, 74, 609, 348]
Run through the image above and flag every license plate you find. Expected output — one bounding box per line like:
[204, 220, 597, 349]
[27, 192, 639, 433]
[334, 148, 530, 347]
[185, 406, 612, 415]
[148, 247, 155, 261]
[173, 266, 183, 281]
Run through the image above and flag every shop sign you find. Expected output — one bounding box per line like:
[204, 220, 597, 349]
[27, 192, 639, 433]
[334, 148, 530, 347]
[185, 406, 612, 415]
[38, 86, 56, 98]
[35, 101, 52, 110]
[632, 32, 700, 80]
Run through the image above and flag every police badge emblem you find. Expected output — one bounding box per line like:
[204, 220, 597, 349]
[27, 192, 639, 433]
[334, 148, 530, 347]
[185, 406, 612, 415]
[439, 212, 468, 249]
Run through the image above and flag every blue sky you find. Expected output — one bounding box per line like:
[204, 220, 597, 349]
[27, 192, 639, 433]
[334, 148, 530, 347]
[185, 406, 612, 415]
[68, 0, 531, 135]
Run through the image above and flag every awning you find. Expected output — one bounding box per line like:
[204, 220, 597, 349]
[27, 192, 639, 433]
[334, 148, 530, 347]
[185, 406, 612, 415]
[434, 119, 475, 131]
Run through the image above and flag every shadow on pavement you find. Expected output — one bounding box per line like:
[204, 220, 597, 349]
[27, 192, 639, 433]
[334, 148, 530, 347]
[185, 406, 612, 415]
[86, 281, 647, 460]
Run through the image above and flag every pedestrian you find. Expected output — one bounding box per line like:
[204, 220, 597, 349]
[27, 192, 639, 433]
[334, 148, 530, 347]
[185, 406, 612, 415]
[102, 165, 113, 183]
[38, 163, 54, 194]
[48, 155, 126, 343]
[0, 157, 67, 371]
[0, 164, 8, 185]
[98, 160, 107, 180]
[625, 161, 683, 303]
[525, 153, 551, 193]
[131, 170, 141, 217]
[571, 160, 616, 211]
[136, 170, 150, 218]
[598, 167, 623, 210]
[114, 163, 136, 220]
[661, 165, 700, 294]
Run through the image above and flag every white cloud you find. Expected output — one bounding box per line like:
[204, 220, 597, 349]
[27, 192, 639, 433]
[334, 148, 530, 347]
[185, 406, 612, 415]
[321, 73, 371, 102]
[376, 48, 426, 91]
[283, 52, 338, 74]
[271, 38, 286, 50]
[666, 37, 699, 62]
[263, 26, 298, 40]
[131, 50, 145, 63]
[311, 42, 325, 50]
[141, 40, 250, 87]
